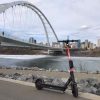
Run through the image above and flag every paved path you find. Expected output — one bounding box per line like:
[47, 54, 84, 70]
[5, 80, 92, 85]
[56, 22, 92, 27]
[0, 80, 88, 100]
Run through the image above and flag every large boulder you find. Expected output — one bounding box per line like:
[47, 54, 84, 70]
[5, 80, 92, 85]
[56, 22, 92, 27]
[94, 83, 100, 89]
[79, 85, 97, 94]
[17, 75, 28, 81]
[0, 73, 6, 77]
[96, 88, 100, 95]
[78, 78, 98, 87]
[78, 78, 100, 95]
[86, 78, 98, 86]
[51, 78, 65, 86]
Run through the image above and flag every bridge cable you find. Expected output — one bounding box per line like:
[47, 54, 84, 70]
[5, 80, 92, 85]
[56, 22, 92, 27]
[12, 6, 15, 29]
[31, 8, 50, 46]
[26, 7, 29, 30]
[0, 1, 58, 45]
[18, 5, 22, 28]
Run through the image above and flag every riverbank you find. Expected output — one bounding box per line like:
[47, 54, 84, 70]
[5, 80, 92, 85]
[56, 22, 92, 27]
[0, 67, 100, 81]
[0, 67, 100, 96]
[70, 48, 100, 57]
[0, 46, 48, 55]
[1, 46, 100, 57]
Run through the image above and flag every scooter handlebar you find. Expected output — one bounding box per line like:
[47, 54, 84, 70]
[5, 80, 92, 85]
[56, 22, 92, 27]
[58, 40, 79, 44]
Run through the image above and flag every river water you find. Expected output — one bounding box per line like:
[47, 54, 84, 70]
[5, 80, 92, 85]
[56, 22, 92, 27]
[0, 55, 100, 72]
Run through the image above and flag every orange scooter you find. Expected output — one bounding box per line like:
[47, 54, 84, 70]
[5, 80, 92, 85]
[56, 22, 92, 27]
[35, 40, 78, 97]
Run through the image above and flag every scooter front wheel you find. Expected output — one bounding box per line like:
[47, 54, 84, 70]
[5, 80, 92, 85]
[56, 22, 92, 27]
[35, 78, 44, 90]
[72, 84, 78, 97]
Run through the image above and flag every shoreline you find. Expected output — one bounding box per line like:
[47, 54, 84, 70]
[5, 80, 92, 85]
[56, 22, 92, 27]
[0, 67, 100, 81]
[0, 67, 100, 96]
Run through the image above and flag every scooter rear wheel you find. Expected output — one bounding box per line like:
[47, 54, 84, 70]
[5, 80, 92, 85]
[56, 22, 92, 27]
[72, 84, 78, 97]
[35, 79, 44, 90]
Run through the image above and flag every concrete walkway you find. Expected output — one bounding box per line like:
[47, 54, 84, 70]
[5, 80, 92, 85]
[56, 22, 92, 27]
[0, 80, 88, 100]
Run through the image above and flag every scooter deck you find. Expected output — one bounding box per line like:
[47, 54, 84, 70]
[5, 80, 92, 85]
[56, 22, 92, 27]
[42, 83, 66, 91]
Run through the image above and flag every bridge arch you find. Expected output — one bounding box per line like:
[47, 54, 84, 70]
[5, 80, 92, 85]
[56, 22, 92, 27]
[0, 1, 59, 45]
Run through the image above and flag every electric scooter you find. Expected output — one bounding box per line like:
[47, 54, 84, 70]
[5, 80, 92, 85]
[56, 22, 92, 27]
[35, 40, 78, 97]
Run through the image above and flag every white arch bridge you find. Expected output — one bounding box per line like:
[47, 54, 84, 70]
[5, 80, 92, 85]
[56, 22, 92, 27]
[0, 1, 63, 53]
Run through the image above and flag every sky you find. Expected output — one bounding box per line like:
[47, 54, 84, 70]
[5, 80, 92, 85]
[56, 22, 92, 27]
[0, 0, 100, 43]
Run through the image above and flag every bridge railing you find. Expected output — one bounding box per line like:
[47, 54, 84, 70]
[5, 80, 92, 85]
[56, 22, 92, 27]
[0, 32, 30, 43]
[0, 32, 47, 47]
[0, 32, 63, 49]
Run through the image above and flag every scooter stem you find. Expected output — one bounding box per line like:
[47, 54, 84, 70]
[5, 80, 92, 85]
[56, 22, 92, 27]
[66, 47, 71, 60]
[66, 47, 75, 71]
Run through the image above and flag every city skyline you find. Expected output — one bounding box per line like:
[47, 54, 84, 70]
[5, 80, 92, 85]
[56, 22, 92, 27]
[0, 0, 100, 43]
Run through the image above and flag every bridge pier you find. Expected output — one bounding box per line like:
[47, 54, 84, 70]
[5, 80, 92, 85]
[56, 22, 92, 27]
[48, 49, 64, 55]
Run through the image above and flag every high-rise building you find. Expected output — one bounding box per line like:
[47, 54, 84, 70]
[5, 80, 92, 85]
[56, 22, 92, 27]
[81, 42, 85, 49]
[29, 37, 36, 43]
[71, 42, 78, 48]
[77, 40, 81, 48]
[97, 39, 100, 47]
[81, 40, 96, 49]
[93, 44, 96, 49]
[85, 40, 89, 49]
[89, 42, 94, 49]
[52, 42, 62, 48]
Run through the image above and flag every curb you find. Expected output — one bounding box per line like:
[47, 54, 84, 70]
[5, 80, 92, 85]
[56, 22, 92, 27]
[0, 77, 100, 100]
[0, 77, 35, 87]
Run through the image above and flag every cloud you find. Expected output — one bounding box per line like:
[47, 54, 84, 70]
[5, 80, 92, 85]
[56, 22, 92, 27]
[0, 0, 100, 43]
[34, 0, 100, 42]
